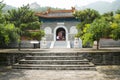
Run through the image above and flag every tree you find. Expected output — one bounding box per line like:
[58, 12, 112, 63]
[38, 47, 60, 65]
[0, 1, 5, 23]
[102, 11, 114, 22]
[5, 5, 45, 50]
[0, 24, 19, 48]
[116, 9, 120, 14]
[0, 2, 19, 48]
[73, 9, 100, 37]
[81, 24, 93, 47]
[5, 5, 41, 31]
[111, 24, 120, 40]
[110, 11, 120, 40]
[29, 30, 45, 40]
[83, 18, 111, 49]
[74, 9, 100, 23]
[73, 9, 100, 48]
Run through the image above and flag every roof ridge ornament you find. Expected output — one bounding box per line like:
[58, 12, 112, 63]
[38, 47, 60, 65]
[47, 7, 51, 13]
[71, 7, 75, 12]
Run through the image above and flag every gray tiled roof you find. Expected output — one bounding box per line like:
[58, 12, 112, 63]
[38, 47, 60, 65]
[47, 12, 73, 17]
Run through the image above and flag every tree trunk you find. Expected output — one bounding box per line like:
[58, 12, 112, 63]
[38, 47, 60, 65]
[97, 40, 99, 50]
[39, 41, 40, 48]
[18, 41, 21, 51]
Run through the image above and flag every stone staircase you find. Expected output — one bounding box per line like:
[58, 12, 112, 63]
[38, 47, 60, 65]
[13, 52, 96, 70]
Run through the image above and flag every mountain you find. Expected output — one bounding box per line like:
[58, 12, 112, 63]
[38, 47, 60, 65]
[4, 1, 120, 14]
[76, 0, 120, 14]
[111, 0, 120, 12]
[80, 1, 111, 14]
[29, 2, 48, 12]
[29, 2, 40, 9]
[29, 2, 62, 12]
[2, 2, 61, 13]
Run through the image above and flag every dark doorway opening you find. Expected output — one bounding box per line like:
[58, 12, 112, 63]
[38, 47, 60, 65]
[56, 28, 66, 41]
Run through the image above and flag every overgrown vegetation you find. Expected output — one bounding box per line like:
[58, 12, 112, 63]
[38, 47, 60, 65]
[0, 2, 44, 48]
[0, 2, 19, 48]
[74, 9, 120, 49]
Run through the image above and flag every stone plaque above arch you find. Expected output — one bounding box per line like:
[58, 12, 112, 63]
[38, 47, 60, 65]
[44, 27, 52, 34]
[57, 22, 64, 26]
[70, 26, 78, 34]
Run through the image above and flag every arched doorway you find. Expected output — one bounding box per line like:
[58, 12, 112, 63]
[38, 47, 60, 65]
[56, 28, 66, 41]
[54, 26, 68, 41]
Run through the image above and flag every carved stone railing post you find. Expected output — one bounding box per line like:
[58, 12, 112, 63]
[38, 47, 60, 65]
[41, 37, 47, 48]
[74, 37, 79, 48]
[74, 37, 82, 48]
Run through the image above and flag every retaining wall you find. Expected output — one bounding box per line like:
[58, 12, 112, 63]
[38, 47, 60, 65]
[100, 39, 120, 48]
[0, 51, 120, 65]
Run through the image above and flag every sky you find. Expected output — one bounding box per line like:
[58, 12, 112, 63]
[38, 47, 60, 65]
[4, 0, 115, 9]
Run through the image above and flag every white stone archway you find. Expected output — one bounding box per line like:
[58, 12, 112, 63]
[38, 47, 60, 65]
[54, 26, 68, 41]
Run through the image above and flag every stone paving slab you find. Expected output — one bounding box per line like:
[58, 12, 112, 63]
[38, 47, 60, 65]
[0, 66, 120, 80]
[0, 69, 99, 80]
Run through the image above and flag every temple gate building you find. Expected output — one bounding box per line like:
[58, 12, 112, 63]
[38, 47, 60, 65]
[35, 7, 81, 48]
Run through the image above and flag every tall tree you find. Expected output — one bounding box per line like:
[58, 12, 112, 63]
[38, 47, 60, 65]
[110, 11, 120, 40]
[0, 0, 5, 23]
[83, 18, 111, 49]
[0, 2, 19, 48]
[5, 5, 44, 50]
[73, 9, 100, 48]
[102, 11, 114, 22]
[73, 9, 100, 37]
[0, 24, 19, 48]
[116, 9, 120, 14]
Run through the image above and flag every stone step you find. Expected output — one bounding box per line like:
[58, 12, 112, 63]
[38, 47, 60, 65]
[12, 52, 96, 70]
[53, 46, 67, 48]
[54, 41, 67, 46]
[28, 52, 84, 56]
[25, 56, 84, 60]
[19, 59, 90, 65]
[13, 64, 96, 70]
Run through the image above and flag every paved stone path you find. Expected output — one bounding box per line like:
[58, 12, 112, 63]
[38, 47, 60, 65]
[0, 70, 98, 80]
[0, 66, 120, 80]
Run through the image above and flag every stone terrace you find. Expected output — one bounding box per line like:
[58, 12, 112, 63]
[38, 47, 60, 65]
[0, 48, 120, 80]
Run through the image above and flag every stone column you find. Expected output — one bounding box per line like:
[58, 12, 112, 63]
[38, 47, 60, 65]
[93, 41, 97, 49]
[41, 37, 47, 48]
[74, 38, 79, 48]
